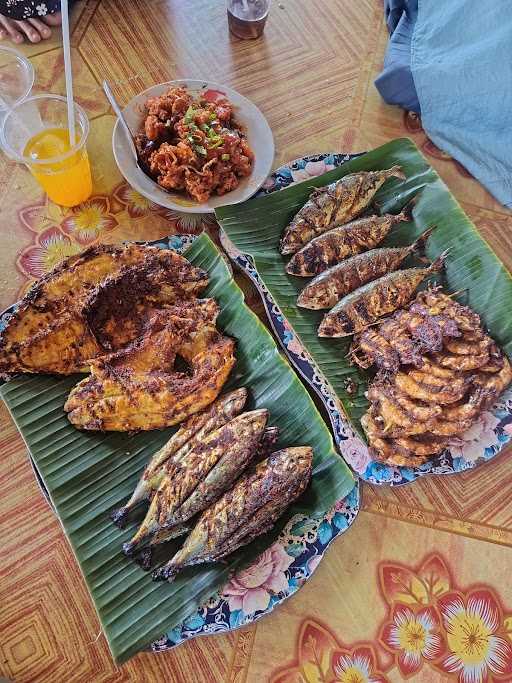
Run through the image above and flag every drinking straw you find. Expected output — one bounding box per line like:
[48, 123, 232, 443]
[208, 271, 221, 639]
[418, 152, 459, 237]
[60, 0, 76, 146]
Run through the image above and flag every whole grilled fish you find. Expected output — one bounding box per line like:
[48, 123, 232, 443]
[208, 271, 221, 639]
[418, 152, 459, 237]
[318, 254, 445, 337]
[152, 446, 313, 582]
[280, 166, 405, 256]
[297, 227, 435, 310]
[123, 409, 269, 556]
[110, 388, 248, 528]
[133, 425, 281, 570]
[286, 207, 411, 277]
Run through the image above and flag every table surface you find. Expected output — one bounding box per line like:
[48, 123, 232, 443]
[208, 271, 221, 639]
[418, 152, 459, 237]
[1, 1, 512, 681]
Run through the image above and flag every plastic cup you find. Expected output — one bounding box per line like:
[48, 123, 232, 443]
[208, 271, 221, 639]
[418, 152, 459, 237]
[0, 94, 92, 207]
[0, 46, 34, 122]
[227, 0, 270, 39]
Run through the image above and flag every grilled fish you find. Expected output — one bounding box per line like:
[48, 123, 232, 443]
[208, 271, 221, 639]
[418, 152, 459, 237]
[84, 253, 209, 351]
[280, 166, 405, 256]
[123, 409, 269, 556]
[65, 301, 236, 431]
[318, 255, 445, 337]
[132, 424, 281, 570]
[297, 228, 434, 310]
[0, 244, 208, 375]
[152, 446, 313, 582]
[110, 388, 248, 527]
[286, 208, 411, 277]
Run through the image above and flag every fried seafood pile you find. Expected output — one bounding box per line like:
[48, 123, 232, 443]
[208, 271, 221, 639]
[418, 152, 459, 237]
[136, 86, 254, 202]
[111, 388, 312, 582]
[355, 290, 512, 466]
[0, 244, 235, 432]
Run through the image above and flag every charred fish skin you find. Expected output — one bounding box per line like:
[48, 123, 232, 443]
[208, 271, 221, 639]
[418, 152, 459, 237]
[110, 388, 248, 528]
[318, 255, 445, 338]
[297, 226, 435, 310]
[153, 446, 313, 582]
[286, 210, 410, 278]
[122, 409, 269, 557]
[133, 428, 279, 569]
[280, 166, 406, 256]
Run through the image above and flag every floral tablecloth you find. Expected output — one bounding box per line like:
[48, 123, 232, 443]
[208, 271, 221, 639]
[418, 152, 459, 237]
[1, 1, 512, 682]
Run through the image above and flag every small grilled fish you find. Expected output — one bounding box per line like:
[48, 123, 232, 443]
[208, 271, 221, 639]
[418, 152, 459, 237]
[280, 166, 406, 256]
[123, 409, 269, 556]
[318, 254, 445, 338]
[153, 446, 313, 582]
[286, 207, 411, 277]
[297, 228, 434, 310]
[133, 425, 281, 570]
[110, 388, 248, 528]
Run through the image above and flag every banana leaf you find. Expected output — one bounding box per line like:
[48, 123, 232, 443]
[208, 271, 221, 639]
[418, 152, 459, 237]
[216, 137, 512, 432]
[0, 233, 354, 664]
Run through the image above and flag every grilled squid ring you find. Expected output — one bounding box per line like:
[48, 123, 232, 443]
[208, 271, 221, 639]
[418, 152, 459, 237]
[396, 371, 468, 404]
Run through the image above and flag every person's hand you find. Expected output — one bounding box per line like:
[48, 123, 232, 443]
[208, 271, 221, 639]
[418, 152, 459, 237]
[0, 11, 62, 44]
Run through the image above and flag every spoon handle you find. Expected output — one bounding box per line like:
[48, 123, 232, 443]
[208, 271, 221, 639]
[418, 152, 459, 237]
[102, 80, 138, 160]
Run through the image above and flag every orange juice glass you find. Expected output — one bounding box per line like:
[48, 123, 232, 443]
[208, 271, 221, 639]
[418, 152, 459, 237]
[0, 94, 92, 207]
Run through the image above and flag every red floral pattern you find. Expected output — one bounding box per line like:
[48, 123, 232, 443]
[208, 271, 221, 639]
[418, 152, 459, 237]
[17, 227, 82, 279]
[61, 196, 118, 245]
[12, 181, 217, 296]
[331, 646, 389, 683]
[380, 604, 445, 677]
[112, 181, 167, 219]
[435, 590, 512, 683]
[272, 554, 512, 683]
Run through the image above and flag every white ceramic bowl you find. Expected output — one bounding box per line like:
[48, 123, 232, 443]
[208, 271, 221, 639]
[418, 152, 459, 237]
[112, 79, 274, 214]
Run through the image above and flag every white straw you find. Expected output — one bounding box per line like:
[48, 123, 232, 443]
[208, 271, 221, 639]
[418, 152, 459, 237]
[60, 0, 75, 146]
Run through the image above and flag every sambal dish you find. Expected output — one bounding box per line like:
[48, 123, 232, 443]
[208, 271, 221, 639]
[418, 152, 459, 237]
[136, 86, 254, 202]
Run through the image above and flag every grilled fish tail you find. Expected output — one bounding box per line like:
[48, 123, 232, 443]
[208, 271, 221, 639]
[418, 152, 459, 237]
[386, 165, 406, 181]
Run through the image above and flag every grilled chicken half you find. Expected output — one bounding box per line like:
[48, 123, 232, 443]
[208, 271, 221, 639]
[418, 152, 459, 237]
[0, 244, 208, 375]
[65, 299, 235, 431]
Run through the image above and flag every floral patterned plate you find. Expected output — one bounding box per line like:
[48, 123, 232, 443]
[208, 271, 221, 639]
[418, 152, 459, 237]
[220, 153, 512, 486]
[0, 233, 360, 653]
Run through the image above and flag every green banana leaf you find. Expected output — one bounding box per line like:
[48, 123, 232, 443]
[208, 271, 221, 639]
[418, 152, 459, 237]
[216, 137, 512, 431]
[0, 233, 354, 664]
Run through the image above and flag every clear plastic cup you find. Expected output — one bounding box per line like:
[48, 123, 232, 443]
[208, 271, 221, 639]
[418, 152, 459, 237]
[0, 46, 34, 122]
[0, 94, 93, 207]
[227, 0, 270, 39]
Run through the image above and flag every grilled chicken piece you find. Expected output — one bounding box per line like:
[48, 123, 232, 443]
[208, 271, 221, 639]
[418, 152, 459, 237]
[0, 244, 208, 375]
[65, 300, 235, 431]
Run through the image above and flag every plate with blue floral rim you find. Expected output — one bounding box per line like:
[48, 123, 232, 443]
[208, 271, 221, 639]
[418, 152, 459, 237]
[219, 153, 512, 486]
[0, 231, 360, 654]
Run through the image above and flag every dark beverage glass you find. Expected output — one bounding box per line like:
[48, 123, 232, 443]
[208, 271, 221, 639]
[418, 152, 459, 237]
[227, 0, 270, 39]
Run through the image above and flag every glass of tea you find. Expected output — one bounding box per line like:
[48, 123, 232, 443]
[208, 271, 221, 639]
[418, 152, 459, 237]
[0, 94, 93, 207]
[227, 0, 270, 39]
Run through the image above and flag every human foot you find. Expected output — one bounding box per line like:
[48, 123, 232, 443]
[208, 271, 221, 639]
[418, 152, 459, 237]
[0, 11, 61, 44]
